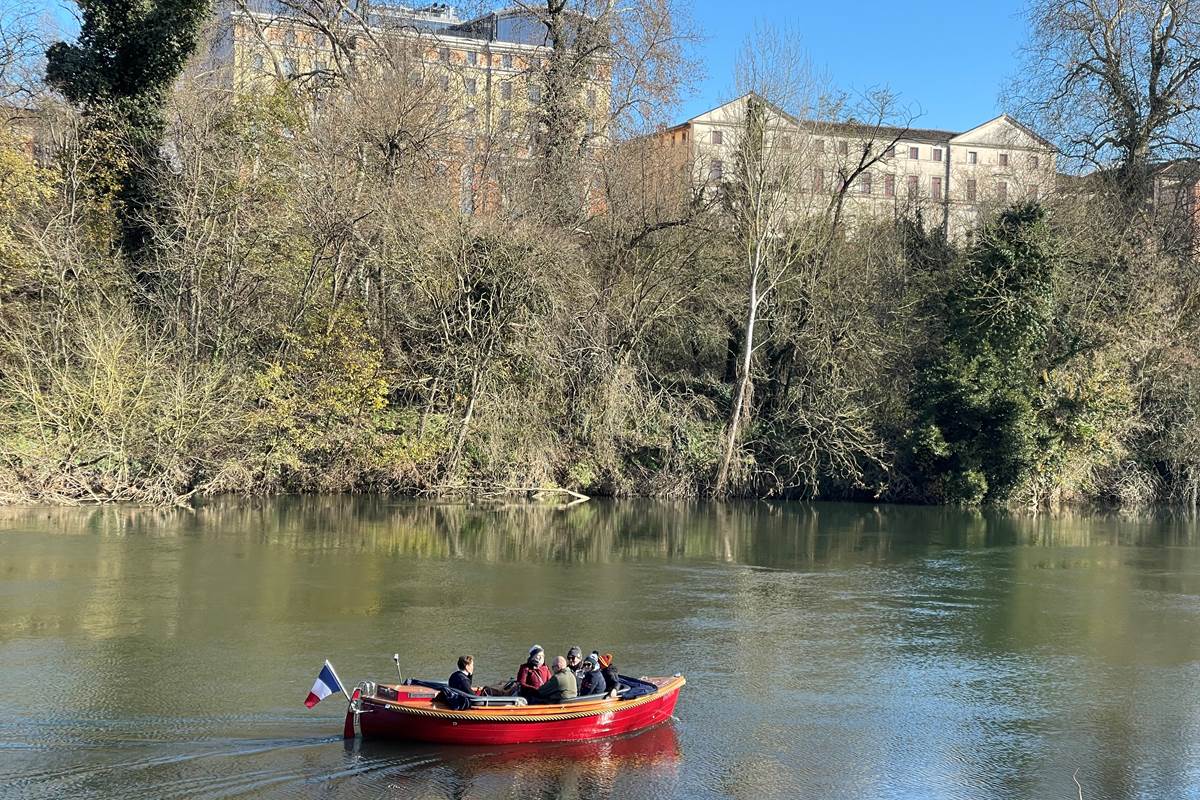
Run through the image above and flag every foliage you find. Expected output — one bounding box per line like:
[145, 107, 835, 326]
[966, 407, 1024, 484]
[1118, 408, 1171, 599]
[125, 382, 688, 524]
[909, 204, 1058, 504]
[4, 17, 1200, 509]
[45, 0, 212, 258]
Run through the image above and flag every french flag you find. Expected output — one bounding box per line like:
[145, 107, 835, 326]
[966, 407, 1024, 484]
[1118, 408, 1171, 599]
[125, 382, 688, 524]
[305, 660, 345, 708]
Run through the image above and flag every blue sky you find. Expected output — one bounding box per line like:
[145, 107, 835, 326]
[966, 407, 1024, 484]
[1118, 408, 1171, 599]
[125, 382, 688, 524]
[32, 0, 1030, 133]
[680, 0, 1030, 132]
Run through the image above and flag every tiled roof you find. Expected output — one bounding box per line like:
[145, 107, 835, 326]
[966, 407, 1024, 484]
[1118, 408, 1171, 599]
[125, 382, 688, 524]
[810, 120, 956, 143]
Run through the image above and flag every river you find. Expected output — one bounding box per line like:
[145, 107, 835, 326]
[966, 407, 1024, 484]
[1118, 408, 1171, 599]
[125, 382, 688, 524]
[1, 498, 1199, 799]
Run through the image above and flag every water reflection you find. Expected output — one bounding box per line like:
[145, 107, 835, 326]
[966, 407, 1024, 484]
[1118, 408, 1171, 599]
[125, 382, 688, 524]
[353, 724, 681, 799]
[3, 498, 1198, 569]
[2, 499, 1200, 799]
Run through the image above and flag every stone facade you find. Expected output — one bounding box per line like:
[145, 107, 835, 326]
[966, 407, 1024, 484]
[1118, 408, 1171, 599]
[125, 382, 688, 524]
[644, 94, 1057, 239]
[201, 2, 612, 211]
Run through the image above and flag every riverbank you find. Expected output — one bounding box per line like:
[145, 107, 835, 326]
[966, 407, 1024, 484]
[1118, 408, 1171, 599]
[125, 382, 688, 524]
[4, 89, 1199, 511]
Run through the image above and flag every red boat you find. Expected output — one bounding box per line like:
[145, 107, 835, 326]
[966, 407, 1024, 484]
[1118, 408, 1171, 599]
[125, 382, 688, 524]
[343, 675, 685, 745]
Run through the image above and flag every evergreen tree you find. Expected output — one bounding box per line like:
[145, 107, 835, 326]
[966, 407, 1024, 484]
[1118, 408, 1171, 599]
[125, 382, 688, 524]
[45, 0, 211, 268]
[908, 203, 1057, 505]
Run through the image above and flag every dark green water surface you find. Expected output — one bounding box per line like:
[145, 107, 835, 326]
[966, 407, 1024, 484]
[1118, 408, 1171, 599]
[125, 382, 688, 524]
[2, 499, 1199, 799]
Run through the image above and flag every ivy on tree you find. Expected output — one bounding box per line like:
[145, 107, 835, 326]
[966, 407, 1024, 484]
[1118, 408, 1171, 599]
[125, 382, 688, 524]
[908, 203, 1058, 505]
[45, 0, 211, 265]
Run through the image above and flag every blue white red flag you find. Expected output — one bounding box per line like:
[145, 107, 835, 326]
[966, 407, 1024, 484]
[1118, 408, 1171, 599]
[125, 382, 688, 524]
[305, 660, 344, 708]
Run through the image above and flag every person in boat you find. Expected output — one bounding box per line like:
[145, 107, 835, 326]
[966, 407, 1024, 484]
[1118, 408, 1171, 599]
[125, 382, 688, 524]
[516, 645, 551, 699]
[598, 652, 620, 695]
[448, 655, 476, 695]
[566, 645, 585, 679]
[535, 655, 578, 703]
[578, 653, 606, 696]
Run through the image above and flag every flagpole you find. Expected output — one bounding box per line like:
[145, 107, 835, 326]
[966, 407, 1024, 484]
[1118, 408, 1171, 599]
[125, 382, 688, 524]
[325, 659, 353, 703]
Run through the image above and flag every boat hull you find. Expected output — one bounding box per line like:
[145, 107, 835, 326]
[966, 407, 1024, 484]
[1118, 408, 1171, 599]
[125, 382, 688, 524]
[354, 676, 684, 745]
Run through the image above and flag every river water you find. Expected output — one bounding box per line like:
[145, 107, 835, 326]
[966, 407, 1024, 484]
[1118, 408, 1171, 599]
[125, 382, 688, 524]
[2, 499, 1199, 799]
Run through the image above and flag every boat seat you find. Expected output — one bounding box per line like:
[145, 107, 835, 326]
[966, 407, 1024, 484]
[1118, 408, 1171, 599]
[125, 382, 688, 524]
[469, 695, 527, 707]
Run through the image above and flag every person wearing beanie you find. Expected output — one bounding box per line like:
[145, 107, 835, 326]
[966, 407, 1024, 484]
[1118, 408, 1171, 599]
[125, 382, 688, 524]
[597, 652, 619, 695]
[566, 645, 585, 680]
[516, 645, 550, 699]
[579, 653, 606, 696]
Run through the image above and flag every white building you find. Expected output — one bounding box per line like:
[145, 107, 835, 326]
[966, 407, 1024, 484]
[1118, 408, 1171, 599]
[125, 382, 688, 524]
[646, 94, 1057, 238]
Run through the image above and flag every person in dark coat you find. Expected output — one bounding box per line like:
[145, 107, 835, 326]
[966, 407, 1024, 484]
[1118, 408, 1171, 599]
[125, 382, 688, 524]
[516, 645, 551, 699]
[578, 653, 606, 696]
[598, 652, 620, 695]
[448, 655, 475, 694]
[535, 656, 578, 703]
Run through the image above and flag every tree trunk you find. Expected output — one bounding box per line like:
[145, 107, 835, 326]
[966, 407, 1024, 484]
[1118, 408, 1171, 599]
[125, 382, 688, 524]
[446, 365, 481, 477]
[715, 271, 760, 496]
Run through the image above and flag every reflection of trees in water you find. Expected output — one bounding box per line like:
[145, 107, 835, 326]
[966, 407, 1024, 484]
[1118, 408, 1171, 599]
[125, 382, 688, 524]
[1, 499, 1197, 568]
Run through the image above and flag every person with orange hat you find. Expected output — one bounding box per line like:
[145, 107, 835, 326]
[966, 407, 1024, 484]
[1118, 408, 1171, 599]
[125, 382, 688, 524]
[597, 652, 619, 696]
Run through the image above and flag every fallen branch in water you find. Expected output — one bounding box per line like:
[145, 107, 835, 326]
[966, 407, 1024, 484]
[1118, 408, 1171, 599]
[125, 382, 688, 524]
[1073, 769, 1084, 800]
[430, 484, 591, 508]
[500, 486, 590, 507]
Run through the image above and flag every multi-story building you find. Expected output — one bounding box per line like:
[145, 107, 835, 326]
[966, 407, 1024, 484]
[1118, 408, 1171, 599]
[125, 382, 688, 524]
[644, 94, 1057, 239]
[202, 2, 612, 211]
[1151, 161, 1200, 253]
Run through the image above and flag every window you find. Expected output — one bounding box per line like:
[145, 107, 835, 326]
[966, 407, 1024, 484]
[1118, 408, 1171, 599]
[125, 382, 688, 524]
[440, 74, 450, 91]
[884, 174, 895, 197]
[968, 150, 978, 164]
[909, 146, 920, 160]
[999, 152, 1009, 167]
[885, 145, 896, 158]
[587, 89, 596, 108]
[251, 53, 264, 71]
[838, 140, 849, 156]
[712, 130, 723, 146]
[997, 180, 1008, 201]
[813, 168, 825, 191]
[500, 109, 512, 128]
[283, 30, 296, 46]
[501, 81, 512, 100]
[439, 47, 450, 64]
[1031, 155, 1040, 169]
[586, 120, 596, 136]
[782, 135, 793, 150]
[465, 106, 477, 124]
[860, 172, 872, 195]
[467, 50, 477, 66]
[529, 85, 542, 103]
[465, 78, 477, 95]
[710, 160, 724, 181]
[816, 140, 825, 154]
[933, 148, 943, 162]
[1028, 184, 1040, 200]
[907, 175, 919, 196]
[283, 58, 297, 77]
[966, 178, 977, 201]
[502, 54, 513, 69]
[931, 176, 943, 200]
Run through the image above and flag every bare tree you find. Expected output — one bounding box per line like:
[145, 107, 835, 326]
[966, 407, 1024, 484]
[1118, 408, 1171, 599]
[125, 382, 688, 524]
[1012, 0, 1200, 202]
[0, 2, 44, 109]
[510, 0, 700, 223]
[713, 27, 912, 496]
